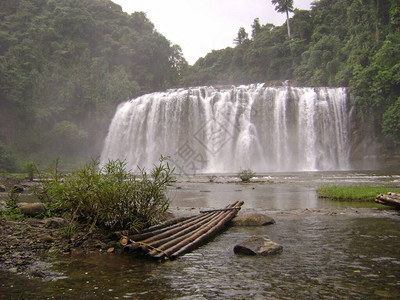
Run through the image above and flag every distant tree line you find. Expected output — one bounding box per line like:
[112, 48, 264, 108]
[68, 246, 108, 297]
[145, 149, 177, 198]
[183, 0, 400, 148]
[0, 0, 188, 170]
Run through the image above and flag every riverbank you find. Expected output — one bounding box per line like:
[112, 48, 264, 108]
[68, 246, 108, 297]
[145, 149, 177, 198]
[0, 215, 121, 280]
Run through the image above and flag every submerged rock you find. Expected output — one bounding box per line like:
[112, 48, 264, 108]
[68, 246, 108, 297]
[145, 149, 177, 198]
[17, 202, 46, 216]
[231, 213, 276, 226]
[234, 235, 283, 256]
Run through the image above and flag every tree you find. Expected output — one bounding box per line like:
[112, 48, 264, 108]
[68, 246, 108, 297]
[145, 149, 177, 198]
[234, 27, 249, 45]
[251, 18, 262, 39]
[0, 0, 187, 164]
[271, 0, 294, 38]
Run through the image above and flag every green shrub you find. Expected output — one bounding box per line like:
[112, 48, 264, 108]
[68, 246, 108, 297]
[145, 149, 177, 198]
[23, 161, 37, 181]
[36, 156, 175, 233]
[238, 169, 255, 182]
[1, 189, 24, 220]
[207, 175, 217, 183]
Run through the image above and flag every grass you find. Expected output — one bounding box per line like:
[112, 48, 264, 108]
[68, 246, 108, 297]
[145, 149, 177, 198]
[317, 185, 400, 202]
[37, 157, 175, 233]
[0, 172, 27, 180]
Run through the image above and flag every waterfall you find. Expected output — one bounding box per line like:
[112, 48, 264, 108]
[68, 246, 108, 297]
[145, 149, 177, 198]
[100, 84, 351, 173]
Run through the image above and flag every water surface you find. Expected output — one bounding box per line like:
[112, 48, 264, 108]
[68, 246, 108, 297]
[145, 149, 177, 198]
[1, 171, 399, 299]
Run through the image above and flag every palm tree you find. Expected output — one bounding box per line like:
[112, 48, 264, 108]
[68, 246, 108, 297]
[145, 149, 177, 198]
[271, 0, 294, 38]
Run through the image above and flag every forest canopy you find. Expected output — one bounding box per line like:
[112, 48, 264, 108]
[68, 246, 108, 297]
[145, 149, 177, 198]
[0, 0, 188, 170]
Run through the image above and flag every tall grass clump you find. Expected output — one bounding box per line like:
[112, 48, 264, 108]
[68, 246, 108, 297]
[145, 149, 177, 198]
[317, 185, 400, 202]
[37, 156, 174, 233]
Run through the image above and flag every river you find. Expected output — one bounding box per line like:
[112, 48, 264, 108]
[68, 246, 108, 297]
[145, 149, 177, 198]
[1, 171, 399, 299]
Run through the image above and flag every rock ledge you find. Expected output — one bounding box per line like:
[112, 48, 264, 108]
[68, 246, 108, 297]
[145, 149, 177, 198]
[234, 235, 283, 256]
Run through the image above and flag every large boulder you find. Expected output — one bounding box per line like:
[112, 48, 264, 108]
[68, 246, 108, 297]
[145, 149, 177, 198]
[17, 202, 46, 216]
[231, 213, 275, 226]
[234, 235, 283, 256]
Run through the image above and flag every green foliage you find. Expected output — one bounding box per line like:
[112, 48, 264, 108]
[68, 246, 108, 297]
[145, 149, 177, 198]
[382, 97, 400, 145]
[238, 169, 255, 182]
[23, 161, 37, 181]
[317, 185, 400, 202]
[37, 157, 175, 233]
[0, 0, 187, 163]
[59, 225, 77, 239]
[251, 18, 262, 39]
[234, 27, 249, 45]
[184, 0, 399, 148]
[271, 0, 294, 14]
[5, 188, 19, 210]
[1, 189, 25, 220]
[271, 0, 294, 37]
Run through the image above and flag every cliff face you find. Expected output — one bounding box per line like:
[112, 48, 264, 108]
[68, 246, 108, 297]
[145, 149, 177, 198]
[350, 111, 400, 170]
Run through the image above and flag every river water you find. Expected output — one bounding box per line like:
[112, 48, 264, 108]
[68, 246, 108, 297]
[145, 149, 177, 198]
[1, 171, 400, 299]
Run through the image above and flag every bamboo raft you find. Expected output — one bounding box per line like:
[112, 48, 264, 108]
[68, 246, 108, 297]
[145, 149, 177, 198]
[376, 192, 400, 209]
[118, 201, 244, 259]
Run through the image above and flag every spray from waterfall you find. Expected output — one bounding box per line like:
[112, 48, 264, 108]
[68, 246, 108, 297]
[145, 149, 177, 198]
[100, 84, 350, 173]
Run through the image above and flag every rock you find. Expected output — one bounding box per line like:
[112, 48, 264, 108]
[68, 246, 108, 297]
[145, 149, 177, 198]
[231, 213, 276, 226]
[12, 185, 24, 193]
[0, 184, 6, 192]
[234, 235, 283, 256]
[45, 217, 67, 229]
[17, 202, 46, 216]
[40, 235, 54, 243]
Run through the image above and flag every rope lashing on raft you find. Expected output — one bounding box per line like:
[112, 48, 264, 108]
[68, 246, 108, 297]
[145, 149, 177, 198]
[133, 241, 170, 258]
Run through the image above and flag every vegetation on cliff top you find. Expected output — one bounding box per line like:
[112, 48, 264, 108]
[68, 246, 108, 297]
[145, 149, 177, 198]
[184, 0, 400, 148]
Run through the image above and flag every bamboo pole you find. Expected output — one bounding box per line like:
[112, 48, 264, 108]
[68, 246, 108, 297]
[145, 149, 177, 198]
[124, 201, 243, 258]
[147, 203, 239, 257]
[152, 202, 243, 259]
[169, 201, 243, 258]
[137, 211, 222, 245]
[139, 216, 194, 233]
[128, 213, 208, 241]
[123, 206, 232, 253]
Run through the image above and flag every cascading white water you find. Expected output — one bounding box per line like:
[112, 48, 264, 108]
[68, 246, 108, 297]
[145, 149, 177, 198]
[100, 84, 351, 173]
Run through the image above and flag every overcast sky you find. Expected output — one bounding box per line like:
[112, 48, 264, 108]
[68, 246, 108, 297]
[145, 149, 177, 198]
[112, 0, 313, 65]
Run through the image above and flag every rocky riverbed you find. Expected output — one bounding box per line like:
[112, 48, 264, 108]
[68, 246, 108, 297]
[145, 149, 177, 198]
[0, 216, 120, 280]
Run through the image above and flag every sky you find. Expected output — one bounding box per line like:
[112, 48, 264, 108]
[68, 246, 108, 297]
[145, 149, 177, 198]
[112, 0, 313, 65]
